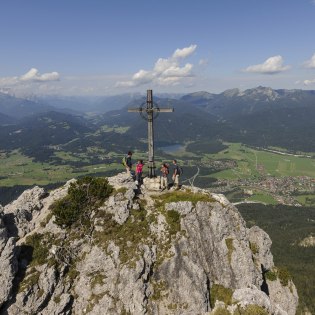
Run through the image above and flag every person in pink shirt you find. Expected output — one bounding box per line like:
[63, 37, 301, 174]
[135, 159, 144, 185]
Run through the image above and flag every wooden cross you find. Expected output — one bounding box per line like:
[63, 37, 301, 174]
[128, 89, 174, 178]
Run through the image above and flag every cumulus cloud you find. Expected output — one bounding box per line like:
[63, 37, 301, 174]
[20, 68, 60, 82]
[0, 68, 61, 96]
[303, 53, 315, 68]
[172, 45, 197, 59]
[116, 44, 197, 88]
[243, 55, 290, 74]
[0, 68, 60, 87]
[303, 79, 315, 86]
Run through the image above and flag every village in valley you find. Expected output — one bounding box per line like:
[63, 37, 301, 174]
[210, 175, 315, 206]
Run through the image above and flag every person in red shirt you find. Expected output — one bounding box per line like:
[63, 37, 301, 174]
[135, 159, 144, 185]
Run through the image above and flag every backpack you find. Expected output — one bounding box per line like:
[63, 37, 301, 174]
[122, 156, 127, 166]
[178, 166, 183, 175]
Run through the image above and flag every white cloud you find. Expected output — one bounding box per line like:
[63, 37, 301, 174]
[162, 63, 193, 77]
[0, 68, 60, 96]
[0, 68, 60, 87]
[243, 55, 290, 74]
[172, 44, 197, 59]
[303, 79, 315, 86]
[303, 53, 315, 68]
[132, 69, 155, 84]
[116, 45, 197, 88]
[20, 68, 60, 82]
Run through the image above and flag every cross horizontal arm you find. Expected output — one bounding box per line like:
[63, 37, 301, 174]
[128, 108, 142, 112]
[128, 107, 174, 113]
[156, 108, 174, 113]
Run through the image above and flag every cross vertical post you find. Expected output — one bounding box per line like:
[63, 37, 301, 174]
[128, 89, 174, 178]
[147, 90, 155, 177]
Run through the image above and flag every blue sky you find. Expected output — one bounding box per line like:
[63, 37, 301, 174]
[1, 0, 315, 96]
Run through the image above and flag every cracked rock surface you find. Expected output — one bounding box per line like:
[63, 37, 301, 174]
[0, 173, 298, 314]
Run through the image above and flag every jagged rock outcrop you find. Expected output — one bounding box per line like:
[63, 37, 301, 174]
[3, 186, 47, 238]
[0, 173, 298, 314]
[0, 210, 19, 308]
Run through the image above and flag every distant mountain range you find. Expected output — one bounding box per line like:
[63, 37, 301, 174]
[183, 86, 315, 117]
[99, 86, 315, 151]
[0, 87, 314, 155]
[0, 92, 54, 119]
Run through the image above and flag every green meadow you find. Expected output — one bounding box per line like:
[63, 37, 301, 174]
[1, 142, 314, 189]
[0, 150, 124, 187]
[206, 143, 315, 179]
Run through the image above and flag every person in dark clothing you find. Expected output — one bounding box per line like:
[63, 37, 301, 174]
[125, 151, 133, 175]
[172, 159, 181, 189]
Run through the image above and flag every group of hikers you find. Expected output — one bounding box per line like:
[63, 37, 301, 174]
[123, 151, 182, 190]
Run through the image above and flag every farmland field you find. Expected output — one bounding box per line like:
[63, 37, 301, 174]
[0, 150, 125, 187]
[205, 143, 315, 179]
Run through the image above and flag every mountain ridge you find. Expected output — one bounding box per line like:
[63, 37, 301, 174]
[1, 86, 315, 156]
[0, 174, 298, 314]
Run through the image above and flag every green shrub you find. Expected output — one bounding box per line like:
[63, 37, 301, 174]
[265, 269, 277, 281]
[277, 267, 292, 286]
[51, 196, 81, 227]
[51, 176, 113, 227]
[22, 233, 49, 266]
[210, 284, 233, 307]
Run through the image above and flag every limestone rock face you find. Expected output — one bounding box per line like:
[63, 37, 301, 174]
[0, 173, 299, 315]
[248, 225, 274, 271]
[0, 211, 19, 309]
[3, 186, 47, 238]
[0, 209, 8, 252]
[232, 287, 272, 312]
[267, 278, 299, 315]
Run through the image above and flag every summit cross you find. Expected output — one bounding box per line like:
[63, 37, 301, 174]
[128, 89, 174, 178]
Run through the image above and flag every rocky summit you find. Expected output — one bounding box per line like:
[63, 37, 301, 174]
[0, 173, 298, 315]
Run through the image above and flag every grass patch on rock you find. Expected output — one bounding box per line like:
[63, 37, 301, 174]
[225, 238, 235, 264]
[265, 267, 292, 286]
[249, 241, 259, 255]
[211, 306, 230, 315]
[93, 204, 151, 266]
[157, 190, 215, 206]
[210, 284, 233, 307]
[235, 304, 269, 315]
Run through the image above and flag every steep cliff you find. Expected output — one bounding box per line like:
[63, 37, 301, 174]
[0, 173, 298, 315]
